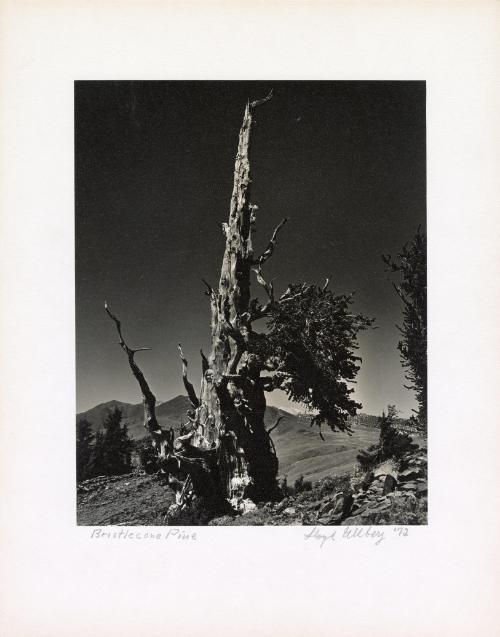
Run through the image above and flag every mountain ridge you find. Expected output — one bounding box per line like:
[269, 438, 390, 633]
[77, 395, 381, 482]
[77, 395, 296, 439]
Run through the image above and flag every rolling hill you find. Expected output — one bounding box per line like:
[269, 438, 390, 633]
[77, 396, 381, 483]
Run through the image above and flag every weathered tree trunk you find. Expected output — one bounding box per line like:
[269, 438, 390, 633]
[106, 92, 282, 513]
[184, 93, 280, 505]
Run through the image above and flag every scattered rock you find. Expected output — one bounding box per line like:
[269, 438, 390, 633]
[401, 481, 418, 490]
[361, 470, 374, 490]
[351, 504, 368, 516]
[208, 515, 236, 526]
[241, 499, 257, 514]
[319, 499, 337, 515]
[367, 500, 391, 514]
[398, 469, 420, 481]
[341, 493, 354, 519]
[383, 474, 397, 494]
[275, 499, 291, 513]
[342, 515, 363, 526]
[374, 460, 398, 478]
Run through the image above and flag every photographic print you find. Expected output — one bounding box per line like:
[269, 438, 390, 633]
[6, 1, 500, 632]
[75, 81, 427, 526]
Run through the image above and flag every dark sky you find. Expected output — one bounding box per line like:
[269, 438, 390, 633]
[75, 81, 426, 417]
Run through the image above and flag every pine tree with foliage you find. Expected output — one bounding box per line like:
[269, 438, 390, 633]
[357, 405, 416, 470]
[378, 405, 415, 459]
[100, 407, 133, 476]
[264, 284, 373, 435]
[89, 408, 134, 477]
[92, 430, 107, 477]
[76, 418, 94, 482]
[383, 228, 427, 430]
[136, 437, 159, 474]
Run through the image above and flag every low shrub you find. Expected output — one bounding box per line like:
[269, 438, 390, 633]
[136, 438, 160, 474]
[357, 406, 417, 471]
[294, 475, 313, 494]
[316, 473, 351, 497]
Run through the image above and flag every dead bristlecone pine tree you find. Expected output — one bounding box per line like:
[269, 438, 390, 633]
[105, 91, 373, 518]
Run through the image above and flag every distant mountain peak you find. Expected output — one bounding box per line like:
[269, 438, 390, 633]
[76, 395, 383, 483]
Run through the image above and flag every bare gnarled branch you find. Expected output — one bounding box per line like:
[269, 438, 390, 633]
[252, 265, 274, 302]
[178, 343, 200, 408]
[267, 416, 284, 435]
[201, 278, 215, 299]
[200, 349, 209, 375]
[279, 283, 313, 304]
[104, 302, 161, 436]
[254, 217, 288, 265]
[250, 89, 273, 110]
[104, 301, 151, 355]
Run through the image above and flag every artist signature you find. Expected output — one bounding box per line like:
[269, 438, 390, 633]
[304, 525, 388, 546]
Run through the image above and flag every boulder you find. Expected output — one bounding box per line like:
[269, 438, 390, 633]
[342, 515, 363, 526]
[383, 474, 398, 494]
[319, 498, 338, 515]
[275, 499, 291, 513]
[361, 470, 375, 491]
[241, 499, 257, 514]
[341, 493, 354, 519]
[367, 499, 391, 514]
[398, 468, 420, 481]
[401, 481, 417, 490]
[374, 460, 398, 479]
[329, 512, 344, 524]
[351, 503, 368, 516]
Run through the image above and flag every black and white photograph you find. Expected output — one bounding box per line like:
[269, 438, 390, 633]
[76, 81, 427, 526]
[3, 3, 500, 636]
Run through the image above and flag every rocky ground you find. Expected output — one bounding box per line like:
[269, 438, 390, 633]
[77, 445, 427, 526]
[77, 472, 175, 525]
[343, 446, 427, 525]
[209, 446, 427, 526]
